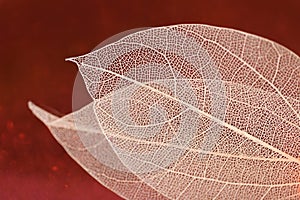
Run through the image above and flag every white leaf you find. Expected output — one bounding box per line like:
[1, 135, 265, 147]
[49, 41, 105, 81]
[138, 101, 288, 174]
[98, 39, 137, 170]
[29, 24, 300, 200]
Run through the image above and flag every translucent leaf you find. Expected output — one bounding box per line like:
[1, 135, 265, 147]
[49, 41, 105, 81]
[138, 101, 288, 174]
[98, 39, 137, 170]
[29, 24, 300, 199]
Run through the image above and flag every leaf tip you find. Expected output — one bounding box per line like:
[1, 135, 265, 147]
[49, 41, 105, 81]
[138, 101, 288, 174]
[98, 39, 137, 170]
[65, 57, 80, 66]
[28, 101, 34, 110]
[65, 57, 74, 62]
[28, 101, 58, 124]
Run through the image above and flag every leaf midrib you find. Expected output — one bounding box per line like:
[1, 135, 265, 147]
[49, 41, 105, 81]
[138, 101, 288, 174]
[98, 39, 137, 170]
[77, 62, 300, 165]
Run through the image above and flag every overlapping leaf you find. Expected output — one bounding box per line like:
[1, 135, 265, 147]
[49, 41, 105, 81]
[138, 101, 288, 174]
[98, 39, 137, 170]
[29, 24, 300, 199]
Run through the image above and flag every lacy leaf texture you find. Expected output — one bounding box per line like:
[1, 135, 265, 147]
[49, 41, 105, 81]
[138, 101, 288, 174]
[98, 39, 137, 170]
[29, 24, 300, 200]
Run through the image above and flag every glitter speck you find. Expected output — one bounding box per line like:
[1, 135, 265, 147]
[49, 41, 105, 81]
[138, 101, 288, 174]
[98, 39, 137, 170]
[6, 120, 14, 131]
[51, 165, 59, 172]
[18, 132, 25, 140]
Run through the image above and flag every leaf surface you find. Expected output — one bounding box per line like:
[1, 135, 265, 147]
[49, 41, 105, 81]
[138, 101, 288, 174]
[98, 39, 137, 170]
[30, 24, 300, 199]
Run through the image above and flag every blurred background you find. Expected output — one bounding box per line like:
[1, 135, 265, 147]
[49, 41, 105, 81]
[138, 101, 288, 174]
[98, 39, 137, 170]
[0, 0, 299, 199]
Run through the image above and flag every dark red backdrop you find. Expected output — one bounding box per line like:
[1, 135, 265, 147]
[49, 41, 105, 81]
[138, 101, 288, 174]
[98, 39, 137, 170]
[0, 0, 299, 199]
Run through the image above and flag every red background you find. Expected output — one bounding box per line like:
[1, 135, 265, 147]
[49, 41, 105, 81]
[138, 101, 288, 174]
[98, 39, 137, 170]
[0, 0, 299, 199]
